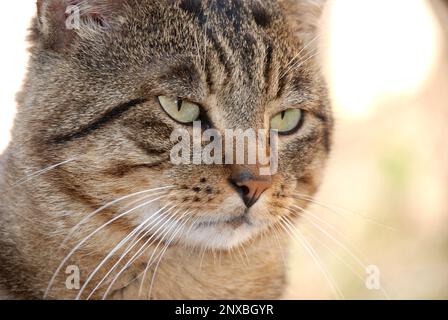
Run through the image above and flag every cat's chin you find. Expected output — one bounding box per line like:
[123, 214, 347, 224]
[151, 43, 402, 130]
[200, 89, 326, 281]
[178, 210, 272, 251]
[183, 219, 256, 250]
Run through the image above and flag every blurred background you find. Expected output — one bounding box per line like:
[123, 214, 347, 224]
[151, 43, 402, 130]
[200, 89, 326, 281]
[0, 0, 447, 299]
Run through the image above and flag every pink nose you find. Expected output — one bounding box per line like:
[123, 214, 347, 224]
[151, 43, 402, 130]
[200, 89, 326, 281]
[230, 166, 272, 208]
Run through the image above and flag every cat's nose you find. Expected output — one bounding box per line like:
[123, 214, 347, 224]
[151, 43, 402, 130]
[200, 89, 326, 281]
[230, 167, 272, 208]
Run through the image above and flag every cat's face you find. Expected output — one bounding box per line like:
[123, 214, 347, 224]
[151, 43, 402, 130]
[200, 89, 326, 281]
[20, 0, 332, 250]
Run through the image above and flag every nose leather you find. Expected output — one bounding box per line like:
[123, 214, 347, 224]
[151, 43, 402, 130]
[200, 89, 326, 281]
[230, 166, 272, 208]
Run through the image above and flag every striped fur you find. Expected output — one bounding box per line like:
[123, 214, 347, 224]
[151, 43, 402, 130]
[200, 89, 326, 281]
[0, 0, 331, 299]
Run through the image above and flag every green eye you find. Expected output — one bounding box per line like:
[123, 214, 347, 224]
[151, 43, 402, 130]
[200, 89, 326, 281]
[158, 96, 201, 124]
[270, 109, 303, 134]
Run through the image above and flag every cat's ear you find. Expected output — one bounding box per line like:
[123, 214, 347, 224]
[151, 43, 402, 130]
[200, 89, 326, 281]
[34, 0, 124, 51]
[280, 0, 327, 44]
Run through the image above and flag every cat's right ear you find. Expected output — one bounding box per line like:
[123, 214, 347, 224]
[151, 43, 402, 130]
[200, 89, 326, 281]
[34, 0, 124, 51]
[279, 0, 327, 45]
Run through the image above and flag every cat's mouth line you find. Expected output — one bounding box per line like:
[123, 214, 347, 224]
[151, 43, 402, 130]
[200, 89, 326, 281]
[195, 212, 253, 229]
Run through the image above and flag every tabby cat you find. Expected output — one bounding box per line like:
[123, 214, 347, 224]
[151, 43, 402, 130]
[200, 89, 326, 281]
[0, 0, 332, 299]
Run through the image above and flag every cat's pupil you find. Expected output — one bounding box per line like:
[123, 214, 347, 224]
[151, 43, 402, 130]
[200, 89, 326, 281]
[281, 111, 286, 120]
[176, 99, 183, 112]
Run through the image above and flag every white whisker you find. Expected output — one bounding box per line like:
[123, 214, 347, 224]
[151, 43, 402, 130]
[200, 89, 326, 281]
[101, 208, 187, 299]
[61, 186, 173, 247]
[272, 223, 288, 269]
[280, 34, 321, 79]
[285, 51, 319, 75]
[77, 204, 173, 300]
[293, 192, 399, 232]
[86, 205, 178, 300]
[296, 212, 390, 298]
[44, 194, 168, 299]
[300, 226, 365, 282]
[291, 204, 352, 246]
[138, 210, 192, 297]
[147, 213, 193, 299]
[13, 158, 77, 187]
[280, 216, 344, 299]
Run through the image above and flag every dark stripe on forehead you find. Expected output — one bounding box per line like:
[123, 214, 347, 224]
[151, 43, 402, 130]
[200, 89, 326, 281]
[179, 0, 244, 31]
[178, 0, 235, 83]
[178, 0, 278, 88]
[206, 27, 232, 81]
[276, 73, 287, 98]
[250, 1, 273, 28]
[179, 0, 207, 25]
[204, 57, 215, 91]
[179, 0, 202, 14]
[210, 0, 244, 32]
[263, 42, 273, 92]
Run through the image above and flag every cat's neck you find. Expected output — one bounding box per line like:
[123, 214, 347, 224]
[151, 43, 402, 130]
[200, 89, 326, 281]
[107, 238, 288, 300]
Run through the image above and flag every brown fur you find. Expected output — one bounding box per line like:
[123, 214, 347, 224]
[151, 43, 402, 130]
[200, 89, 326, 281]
[0, 0, 331, 299]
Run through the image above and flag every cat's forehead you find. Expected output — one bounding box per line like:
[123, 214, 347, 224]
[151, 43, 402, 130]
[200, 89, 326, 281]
[69, 0, 319, 126]
[132, 0, 308, 109]
[136, 0, 294, 63]
[177, 0, 282, 30]
[136, 1, 314, 125]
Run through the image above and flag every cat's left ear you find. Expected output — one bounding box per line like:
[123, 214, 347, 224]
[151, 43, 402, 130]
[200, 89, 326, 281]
[279, 0, 327, 44]
[35, 0, 125, 51]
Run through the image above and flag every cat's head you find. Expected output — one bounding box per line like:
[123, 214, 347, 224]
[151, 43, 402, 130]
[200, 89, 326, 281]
[16, 0, 332, 250]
